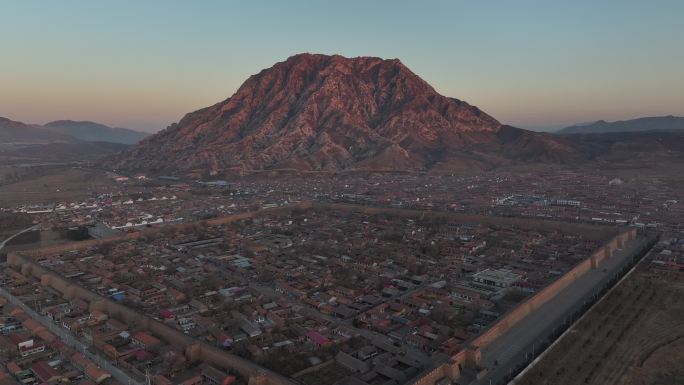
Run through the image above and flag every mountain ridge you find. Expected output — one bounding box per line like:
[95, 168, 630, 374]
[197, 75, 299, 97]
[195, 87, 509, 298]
[0, 117, 76, 144]
[558, 115, 684, 134]
[0, 117, 147, 145]
[43, 120, 148, 144]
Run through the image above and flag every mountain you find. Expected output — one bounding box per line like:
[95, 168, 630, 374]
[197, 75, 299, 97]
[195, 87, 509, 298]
[107, 53, 579, 175]
[1, 117, 147, 145]
[0, 117, 76, 144]
[43, 120, 148, 144]
[558, 116, 684, 134]
[1, 117, 134, 164]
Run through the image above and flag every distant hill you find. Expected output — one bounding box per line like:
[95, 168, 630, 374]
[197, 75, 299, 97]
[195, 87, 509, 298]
[1, 116, 147, 145]
[43, 120, 148, 144]
[0, 116, 136, 164]
[0, 117, 76, 144]
[558, 116, 684, 134]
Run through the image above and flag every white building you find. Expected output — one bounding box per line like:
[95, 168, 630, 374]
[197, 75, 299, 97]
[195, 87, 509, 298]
[472, 268, 521, 288]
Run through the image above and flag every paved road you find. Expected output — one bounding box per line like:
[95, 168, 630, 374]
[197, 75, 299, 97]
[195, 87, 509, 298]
[468, 235, 652, 385]
[0, 224, 41, 251]
[0, 287, 143, 385]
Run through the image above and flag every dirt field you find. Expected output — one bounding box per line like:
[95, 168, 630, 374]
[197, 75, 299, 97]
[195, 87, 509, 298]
[514, 265, 684, 385]
[0, 212, 33, 239]
[0, 167, 117, 207]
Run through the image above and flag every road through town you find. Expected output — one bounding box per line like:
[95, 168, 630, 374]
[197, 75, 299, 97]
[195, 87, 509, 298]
[0, 286, 144, 385]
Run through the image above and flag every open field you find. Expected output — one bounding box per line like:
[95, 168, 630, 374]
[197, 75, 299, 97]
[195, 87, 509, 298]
[0, 211, 33, 238]
[0, 141, 127, 164]
[0, 167, 117, 206]
[514, 263, 684, 385]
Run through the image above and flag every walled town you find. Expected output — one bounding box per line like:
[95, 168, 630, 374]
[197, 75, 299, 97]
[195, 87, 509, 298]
[0, 168, 681, 385]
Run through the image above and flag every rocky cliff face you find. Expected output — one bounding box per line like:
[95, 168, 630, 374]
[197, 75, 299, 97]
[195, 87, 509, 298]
[108, 53, 577, 175]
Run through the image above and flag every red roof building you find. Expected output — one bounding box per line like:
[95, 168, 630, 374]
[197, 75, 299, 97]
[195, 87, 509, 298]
[30, 361, 61, 383]
[305, 329, 332, 346]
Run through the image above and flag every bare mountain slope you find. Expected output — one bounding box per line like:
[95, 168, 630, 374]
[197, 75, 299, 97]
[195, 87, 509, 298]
[107, 54, 579, 175]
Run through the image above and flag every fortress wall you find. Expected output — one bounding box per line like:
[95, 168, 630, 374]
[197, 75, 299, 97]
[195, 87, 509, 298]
[401, 345, 473, 384]
[409, 365, 449, 385]
[592, 233, 633, 268]
[19, 201, 617, 261]
[200, 346, 292, 385]
[471, 230, 633, 351]
[617, 230, 635, 246]
[311, 203, 618, 241]
[591, 248, 607, 268]
[17, 203, 313, 259]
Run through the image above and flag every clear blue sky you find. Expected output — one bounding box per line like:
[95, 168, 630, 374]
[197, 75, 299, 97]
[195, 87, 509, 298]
[1, 0, 682, 132]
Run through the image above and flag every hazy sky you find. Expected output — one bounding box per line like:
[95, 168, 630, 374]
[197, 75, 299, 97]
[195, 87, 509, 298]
[2, 1, 683, 132]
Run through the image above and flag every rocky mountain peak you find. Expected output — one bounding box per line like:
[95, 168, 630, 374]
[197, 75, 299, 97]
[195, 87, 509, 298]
[107, 54, 575, 176]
